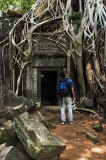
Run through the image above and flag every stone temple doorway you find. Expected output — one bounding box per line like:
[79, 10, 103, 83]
[41, 70, 58, 106]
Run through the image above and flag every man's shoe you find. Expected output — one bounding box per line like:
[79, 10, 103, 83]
[69, 121, 73, 125]
[61, 121, 65, 125]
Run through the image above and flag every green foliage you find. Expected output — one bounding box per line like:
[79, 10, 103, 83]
[0, 0, 36, 13]
[68, 12, 82, 28]
[0, 0, 14, 11]
[19, 0, 36, 13]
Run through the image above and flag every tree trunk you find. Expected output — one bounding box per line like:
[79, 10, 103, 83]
[15, 69, 22, 95]
[1, 49, 5, 85]
[67, 41, 72, 76]
[75, 44, 86, 97]
[9, 34, 13, 90]
[75, 20, 86, 97]
[105, 29, 106, 62]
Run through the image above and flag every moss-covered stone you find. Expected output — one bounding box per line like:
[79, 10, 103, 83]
[0, 143, 25, 160]
[0, 124, 16, 145]
[92, 123, 103, 132]
[86, 132, 99, 144]
[13, 112, 66, 159]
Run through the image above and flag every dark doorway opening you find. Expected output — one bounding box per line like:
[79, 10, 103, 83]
[41, 71, 58, 106]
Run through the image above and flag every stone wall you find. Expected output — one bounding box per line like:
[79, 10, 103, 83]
[26, 36, 68, 100]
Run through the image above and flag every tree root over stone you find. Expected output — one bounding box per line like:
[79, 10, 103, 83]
[76, 108, 100, 119]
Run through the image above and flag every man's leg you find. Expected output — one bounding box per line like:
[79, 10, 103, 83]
[66, 97, 73, 123]
[60, 97, 66, 123]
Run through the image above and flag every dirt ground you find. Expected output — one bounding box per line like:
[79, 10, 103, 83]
[43, 108, 106, 160]
[1, 104, 106, 160]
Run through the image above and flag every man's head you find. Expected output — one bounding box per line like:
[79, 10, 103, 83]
[59, 70, 66, 78]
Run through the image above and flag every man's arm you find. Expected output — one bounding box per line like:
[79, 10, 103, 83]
[68, 79, 75, 100]
[71, 87, 75, 101]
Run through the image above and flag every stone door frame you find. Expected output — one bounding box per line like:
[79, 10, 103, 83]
[37, 67, 62, 106]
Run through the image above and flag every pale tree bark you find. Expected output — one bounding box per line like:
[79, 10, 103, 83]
[79, 0, 82, 13]
[63, 1, 87, 97]
[15, 61, 32, 95]
[8, 0, 65, 95]
[1, 0, 105, 98]
[1, 44, 9, 85]
[67, 40, 72, 75]
[105, 29, 106, 61]
[84, 0, 106, 96]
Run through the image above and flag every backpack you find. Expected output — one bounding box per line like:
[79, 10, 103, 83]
[59, 78, 69, 97]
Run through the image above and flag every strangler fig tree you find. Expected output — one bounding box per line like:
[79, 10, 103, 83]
[1, 0, 106, 99]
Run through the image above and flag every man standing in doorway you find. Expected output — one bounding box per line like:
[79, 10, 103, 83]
[59, 70, 75, 125]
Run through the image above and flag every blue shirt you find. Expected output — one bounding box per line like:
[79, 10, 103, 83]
[65, 78, 74, 88]
[64, 78, 74, 97]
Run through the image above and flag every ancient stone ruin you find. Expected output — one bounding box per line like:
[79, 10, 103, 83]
[0, 89, 66, 160]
